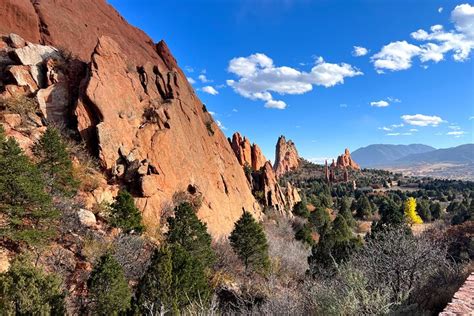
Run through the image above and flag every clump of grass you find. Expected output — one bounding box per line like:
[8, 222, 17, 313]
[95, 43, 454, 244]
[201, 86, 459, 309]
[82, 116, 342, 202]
[0, 95, 38, 118]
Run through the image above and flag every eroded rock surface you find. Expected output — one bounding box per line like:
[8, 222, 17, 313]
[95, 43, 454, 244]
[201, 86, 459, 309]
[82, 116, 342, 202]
[274, 135, 300, 178]
[336, 148, 360, 170]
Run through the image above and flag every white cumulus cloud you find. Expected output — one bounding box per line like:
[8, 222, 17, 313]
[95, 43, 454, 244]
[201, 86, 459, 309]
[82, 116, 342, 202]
[352, 46, 369, 56]
[372, 41, 421, 73]
[187, 77, 196, 84]
[401, 114, 444, 127]
[227, 53, 362, 109]
[201, 86, 219, 95]
[372, 4, 474, 72]
[370, 100, 390, 107]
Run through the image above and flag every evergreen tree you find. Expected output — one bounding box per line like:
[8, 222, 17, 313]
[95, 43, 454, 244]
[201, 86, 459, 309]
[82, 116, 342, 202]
[33, 127, 78, 196]
[430, 202, 442, 220]
[378, 198, 404, 226]
[229, 211, 270, 273]
[166, 202, 214, 268]
[295, 223, 314, 246]
[135, 246, 173, 315]
[110, 190, 144, 234]
[293, 197, 310, 218]
[0, 126, 57, 247]
[309, 206, 331, 233]
[404, 197, 423, 225]
[417, 198, 432, 222]
[0, 257, 65, 314]
[339, 197, 355, 227]
[87, 253, 131, 315]
[309, 214, 360, 275]
[355, 194, 372, 219]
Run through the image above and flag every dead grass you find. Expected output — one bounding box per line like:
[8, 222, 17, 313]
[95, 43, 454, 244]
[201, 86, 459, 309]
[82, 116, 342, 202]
[0, 95, 38, 118]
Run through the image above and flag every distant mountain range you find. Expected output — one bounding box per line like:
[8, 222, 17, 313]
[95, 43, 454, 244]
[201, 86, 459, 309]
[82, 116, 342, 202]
[352, 144, 436, 167]
[352, 144, 474, 180]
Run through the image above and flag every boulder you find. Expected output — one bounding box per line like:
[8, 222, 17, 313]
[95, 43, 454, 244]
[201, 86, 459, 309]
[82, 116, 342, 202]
[13, 43, 60, 66]
[77, 209, 96, 228]
[8, 33, 26, 48]
[7, 65, 38, 92]
[37, 83, 69, 125]
[1, 113, 22, 128]
[273, 135, 300, 178]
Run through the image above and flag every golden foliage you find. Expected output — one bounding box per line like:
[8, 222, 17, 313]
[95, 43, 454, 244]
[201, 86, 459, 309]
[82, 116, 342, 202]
[404, 197, 423, 225]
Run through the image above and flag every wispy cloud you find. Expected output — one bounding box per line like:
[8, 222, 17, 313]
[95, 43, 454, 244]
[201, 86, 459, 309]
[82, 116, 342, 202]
[201, 86, 219, 95]
[187, 77, 196, 84]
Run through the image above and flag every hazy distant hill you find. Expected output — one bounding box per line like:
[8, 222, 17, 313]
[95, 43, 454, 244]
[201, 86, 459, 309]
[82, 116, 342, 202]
[393, 144, 474, 165]
[356, 144, 474, 180]
[352, 144, 436, 167]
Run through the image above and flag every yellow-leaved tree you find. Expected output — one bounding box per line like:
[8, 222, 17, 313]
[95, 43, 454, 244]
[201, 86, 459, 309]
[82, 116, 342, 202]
[404, 197, 423, 225]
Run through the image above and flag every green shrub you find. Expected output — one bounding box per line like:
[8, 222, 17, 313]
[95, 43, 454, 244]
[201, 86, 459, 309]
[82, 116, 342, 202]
[109, 190, 144, 234]
[0, 257, 65, 314]
[136, 244, 210, 313]
[33, 127, 79, 196]
[87, 253, 131, 314]
[0, 126, 58, 247]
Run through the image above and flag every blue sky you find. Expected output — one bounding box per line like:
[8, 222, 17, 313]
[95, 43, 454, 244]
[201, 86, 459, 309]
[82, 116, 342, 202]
[108, 0, 473, 162]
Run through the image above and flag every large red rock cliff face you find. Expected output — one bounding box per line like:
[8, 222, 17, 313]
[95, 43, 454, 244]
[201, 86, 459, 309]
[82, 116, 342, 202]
[0, 0, 261, 237]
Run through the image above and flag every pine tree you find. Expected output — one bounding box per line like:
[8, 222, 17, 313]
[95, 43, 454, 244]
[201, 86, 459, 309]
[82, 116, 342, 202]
[166, 202, 214, 268]
[355, 194, 372, 219]
[379, 197, 404, 226]
[136, 244, 211, 313]
[0, 126, 57, 247]
[33, 127, 78, 196]
[417, 199, 432, 222]
[309, 214, 360, 275]
[339, 197, 355, 227]
[293, 197, 310, 218]
[0, 257, 65, 315]
[295, 223, 314, 245]
[309, 206, 330, 233]
[430, 202, 442, 220]
[229, 211, 270, 273]
[135, 245, 174, 314]
[87, 253, 131, 315]
[110, 190, 144, 234]
[404, 197, 423, 225]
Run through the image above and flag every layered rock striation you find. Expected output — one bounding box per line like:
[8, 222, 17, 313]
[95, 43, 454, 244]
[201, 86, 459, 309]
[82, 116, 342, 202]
[0, 0, 262, 238]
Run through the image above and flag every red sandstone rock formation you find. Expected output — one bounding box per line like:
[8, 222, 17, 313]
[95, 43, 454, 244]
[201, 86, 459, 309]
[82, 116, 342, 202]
[0, 0, 262, 238]
[230, 132, 301, 214]
[273, 135, 300, 178]
[231, 132, 267, 171]
[336, 148, 361, 170]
